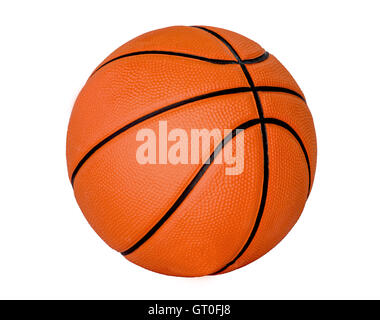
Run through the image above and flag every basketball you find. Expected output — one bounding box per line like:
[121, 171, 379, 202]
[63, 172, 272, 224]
[66, 26, 317, 277]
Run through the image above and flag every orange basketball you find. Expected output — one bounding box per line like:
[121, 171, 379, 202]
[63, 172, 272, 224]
[66, 26, 317, 277]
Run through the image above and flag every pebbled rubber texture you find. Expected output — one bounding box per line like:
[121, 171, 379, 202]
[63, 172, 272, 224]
[72, 92, 258, 252]
[217, 124, 310, 274]
[66, 26, 317, 277]
[67, 56, 247, 177]
[127, 125, 264, 276]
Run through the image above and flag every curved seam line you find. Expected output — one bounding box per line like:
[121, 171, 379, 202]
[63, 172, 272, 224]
[69, 84, 304, 185]
[192, 26, 271, 275]
[210, 122, 311, 275]
[255, 86, 306, 103]
[120, 117, 311, 257]
[70, 87, 251, 185]
[91, 50, 269, 77]
[73, 27, 310, 271]
[121, 119, 262, 256]
[264, 118, 311, 195]
[209, 118, 312, 274]
[242, 52, 269, 64]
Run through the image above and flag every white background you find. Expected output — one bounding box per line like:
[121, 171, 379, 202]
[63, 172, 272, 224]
[0, 0, 379, 299]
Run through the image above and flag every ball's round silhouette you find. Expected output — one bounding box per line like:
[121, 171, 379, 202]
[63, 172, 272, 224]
[66, 26, 317, 277]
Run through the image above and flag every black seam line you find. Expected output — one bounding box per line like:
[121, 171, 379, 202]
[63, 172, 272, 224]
[192, 26, 270, 276]
[211, 118, 311, 275]
[69, 85, 302, 185]
[120, 117, 311, 258]
[70, 87, 251, 185]
[264, 118, 311, 195]
[91, 50, 269, 76]
[121, 118, 262, 256]
[242, 52, 269, 64]
[193, 27, 242, 62]
[255, 86, 306, 103]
